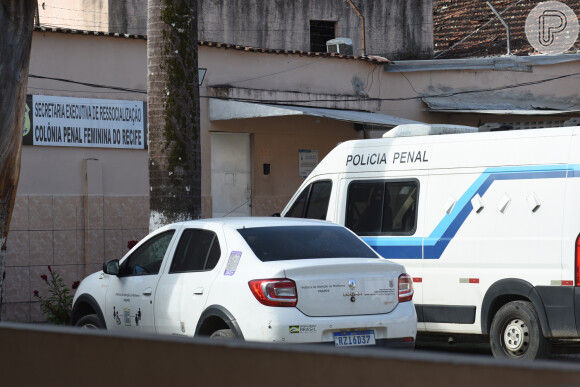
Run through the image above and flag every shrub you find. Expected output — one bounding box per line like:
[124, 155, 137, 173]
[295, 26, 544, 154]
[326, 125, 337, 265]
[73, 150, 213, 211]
[33, 266, 79, 325]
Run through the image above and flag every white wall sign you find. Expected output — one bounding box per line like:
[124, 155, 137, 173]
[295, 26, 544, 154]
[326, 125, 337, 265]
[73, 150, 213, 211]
[299, 149, 318, 178]
[24, 95, 147, 149]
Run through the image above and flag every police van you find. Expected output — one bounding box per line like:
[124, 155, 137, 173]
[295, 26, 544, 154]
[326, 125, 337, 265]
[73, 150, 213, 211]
[281, 124, 580, 360]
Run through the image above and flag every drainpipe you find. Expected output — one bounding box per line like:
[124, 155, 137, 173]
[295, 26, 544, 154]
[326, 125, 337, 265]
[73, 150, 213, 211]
[346, 0, 366, 56]
[486, 1, 511, 55]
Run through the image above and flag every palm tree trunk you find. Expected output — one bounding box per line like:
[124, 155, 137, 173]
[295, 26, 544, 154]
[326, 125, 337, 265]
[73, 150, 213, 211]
[147, 0, 201, 229]
[0, 0, 36, 318]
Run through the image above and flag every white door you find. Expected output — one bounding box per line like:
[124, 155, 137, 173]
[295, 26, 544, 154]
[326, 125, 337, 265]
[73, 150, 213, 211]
[211, 133, 251, 217]
[154, 226, 225, 336]
[105, 229, 177, 334]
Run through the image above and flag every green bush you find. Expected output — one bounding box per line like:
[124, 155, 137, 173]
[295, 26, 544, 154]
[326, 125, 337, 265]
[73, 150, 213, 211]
[33, 266, 79, 325]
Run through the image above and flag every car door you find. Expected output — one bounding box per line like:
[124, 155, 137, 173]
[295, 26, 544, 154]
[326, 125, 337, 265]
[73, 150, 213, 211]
[154, 226, 225, 336]
[105, 228, 178, 334]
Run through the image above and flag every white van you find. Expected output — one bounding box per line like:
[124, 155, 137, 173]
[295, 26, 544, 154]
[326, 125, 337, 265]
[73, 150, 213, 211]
[281, 124, 580, 360]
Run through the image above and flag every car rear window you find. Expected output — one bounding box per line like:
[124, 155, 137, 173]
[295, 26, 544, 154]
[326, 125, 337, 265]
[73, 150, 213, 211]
[237, 226, 378, 262]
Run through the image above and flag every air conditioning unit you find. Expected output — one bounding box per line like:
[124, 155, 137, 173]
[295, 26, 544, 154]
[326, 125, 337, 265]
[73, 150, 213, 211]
[326, 38, 353, 55]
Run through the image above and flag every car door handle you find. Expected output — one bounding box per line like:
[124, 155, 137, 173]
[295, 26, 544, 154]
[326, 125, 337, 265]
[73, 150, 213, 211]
[143, 287, 153, 296]
[194, 287, 204, 295]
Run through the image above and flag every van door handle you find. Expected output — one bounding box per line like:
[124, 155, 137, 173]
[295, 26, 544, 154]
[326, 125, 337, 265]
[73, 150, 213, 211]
[143, 287, 152, 296]
[194, 287, 204, 295]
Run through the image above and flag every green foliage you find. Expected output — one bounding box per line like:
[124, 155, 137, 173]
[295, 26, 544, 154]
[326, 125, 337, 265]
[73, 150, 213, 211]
[33, 266, 79, 325]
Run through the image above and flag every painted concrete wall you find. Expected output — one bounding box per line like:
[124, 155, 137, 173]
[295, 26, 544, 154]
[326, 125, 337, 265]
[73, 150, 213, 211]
[198, 0, 433, 59]
[207, 116, 361, 216]
[37, 0, 432, 59]
[1, 31, 149, 323]
[3, 323, 580, 386]
[37, 0, 147, 35]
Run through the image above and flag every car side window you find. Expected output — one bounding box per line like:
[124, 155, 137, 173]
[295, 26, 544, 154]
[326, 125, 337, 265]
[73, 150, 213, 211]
[346, 180, 418, 236]
[169, 229, 222, 273]
[120, 230, 175, 276]
[285, 180, 332, 220]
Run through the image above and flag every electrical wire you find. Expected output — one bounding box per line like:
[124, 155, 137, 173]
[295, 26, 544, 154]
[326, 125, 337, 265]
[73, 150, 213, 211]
[28, 71, 580, 104]
[29, 74, 146, 94]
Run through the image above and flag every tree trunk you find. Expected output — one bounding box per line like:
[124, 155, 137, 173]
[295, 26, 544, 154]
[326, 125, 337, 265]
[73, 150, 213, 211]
[147, 0, 201, 230]
[0, 0, 36, 319]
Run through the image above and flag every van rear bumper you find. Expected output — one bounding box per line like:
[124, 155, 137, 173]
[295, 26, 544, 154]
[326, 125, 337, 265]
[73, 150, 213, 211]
[535, 286, 580, 338]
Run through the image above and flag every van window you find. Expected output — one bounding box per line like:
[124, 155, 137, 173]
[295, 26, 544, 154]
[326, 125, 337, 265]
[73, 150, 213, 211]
[285, 180, 332, 220]
[346, 180, 418, 236]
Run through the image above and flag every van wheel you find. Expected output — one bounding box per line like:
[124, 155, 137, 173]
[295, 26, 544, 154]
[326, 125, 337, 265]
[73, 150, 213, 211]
[75, 314, 103, 329]
[209, 329, 235, 339]
[490, 301, 551, 360]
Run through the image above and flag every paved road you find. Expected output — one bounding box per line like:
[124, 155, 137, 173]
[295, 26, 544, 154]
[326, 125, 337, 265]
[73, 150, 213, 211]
[415, 334, 580, 362]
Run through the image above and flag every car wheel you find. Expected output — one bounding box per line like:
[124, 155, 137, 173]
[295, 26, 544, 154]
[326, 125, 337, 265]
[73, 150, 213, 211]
[490, 300, 551, 360]
[75, 314, 103, 329]
[209, 329, 235, 339]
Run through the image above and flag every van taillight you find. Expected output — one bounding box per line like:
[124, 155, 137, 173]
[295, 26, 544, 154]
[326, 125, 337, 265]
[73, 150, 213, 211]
[575, 234, 580, 286]
[249, 279, 298, 307]
[398, 273, 414, 302]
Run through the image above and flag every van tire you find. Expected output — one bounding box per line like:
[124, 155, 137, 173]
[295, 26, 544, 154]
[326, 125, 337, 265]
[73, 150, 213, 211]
[209, 329, 235, 339]
[490, 300, 551, 360]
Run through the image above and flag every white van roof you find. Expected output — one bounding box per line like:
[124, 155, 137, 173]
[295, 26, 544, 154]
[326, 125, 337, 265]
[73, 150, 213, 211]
[383, 124, 479, 138]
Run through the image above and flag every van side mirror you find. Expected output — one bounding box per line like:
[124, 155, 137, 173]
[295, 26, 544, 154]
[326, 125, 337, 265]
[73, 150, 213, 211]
[103, 259, 120, 276]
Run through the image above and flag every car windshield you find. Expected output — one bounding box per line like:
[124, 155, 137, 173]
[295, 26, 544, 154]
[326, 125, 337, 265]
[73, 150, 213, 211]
[237, 225, 379, 262]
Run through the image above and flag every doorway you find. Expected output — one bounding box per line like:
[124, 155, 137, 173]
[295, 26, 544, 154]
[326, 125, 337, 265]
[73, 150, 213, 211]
[210, 133, 252, 217]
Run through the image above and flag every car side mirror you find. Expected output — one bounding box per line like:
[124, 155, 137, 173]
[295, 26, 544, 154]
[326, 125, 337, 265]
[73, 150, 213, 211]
[103, 259, 120, 276]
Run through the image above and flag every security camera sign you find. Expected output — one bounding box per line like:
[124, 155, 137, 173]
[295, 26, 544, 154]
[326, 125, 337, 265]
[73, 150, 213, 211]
[525, 1, 579, 55]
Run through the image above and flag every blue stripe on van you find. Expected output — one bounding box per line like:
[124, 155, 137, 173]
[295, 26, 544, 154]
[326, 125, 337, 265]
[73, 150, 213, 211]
[362, 164, 580, 260]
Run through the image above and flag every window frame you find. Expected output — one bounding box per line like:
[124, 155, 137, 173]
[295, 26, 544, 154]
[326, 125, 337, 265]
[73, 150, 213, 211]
[345, 178, 419, 237]
[118, 230, 176, 277]
[285, 179, 333, 220]
[309, 20, 337, 53]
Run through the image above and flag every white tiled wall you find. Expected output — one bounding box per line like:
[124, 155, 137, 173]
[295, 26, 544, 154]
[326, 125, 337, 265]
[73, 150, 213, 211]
[1, 195, 149, 322]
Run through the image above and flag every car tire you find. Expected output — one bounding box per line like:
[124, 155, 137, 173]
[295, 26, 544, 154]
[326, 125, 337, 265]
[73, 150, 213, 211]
[209, 329, 235, 339]
[75, 314, 103, 329]
[490, 300, 551, 360]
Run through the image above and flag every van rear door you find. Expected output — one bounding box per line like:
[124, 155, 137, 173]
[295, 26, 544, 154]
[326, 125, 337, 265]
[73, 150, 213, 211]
[337, 173, 427, 329]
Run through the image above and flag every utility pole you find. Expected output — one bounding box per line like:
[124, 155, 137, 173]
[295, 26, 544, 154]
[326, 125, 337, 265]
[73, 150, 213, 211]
[147, 0, 201, 229]
[0, 0, 36, 319]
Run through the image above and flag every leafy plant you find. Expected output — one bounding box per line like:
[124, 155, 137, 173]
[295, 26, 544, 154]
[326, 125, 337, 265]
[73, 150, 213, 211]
[33, 266, 79, 325]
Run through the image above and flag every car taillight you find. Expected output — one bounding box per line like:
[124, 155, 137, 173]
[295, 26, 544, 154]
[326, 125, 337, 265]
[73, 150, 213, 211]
[398, 273, 414, 302]
[248, 278, 298, 307]
[575, 234, 580, 286]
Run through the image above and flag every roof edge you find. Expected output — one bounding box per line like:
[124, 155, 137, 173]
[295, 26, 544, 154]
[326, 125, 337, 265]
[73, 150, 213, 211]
[385, 54, 580, 72]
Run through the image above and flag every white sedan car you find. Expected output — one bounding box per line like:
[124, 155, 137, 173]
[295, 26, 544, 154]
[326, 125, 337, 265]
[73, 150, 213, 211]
[72, 217, 417, 348]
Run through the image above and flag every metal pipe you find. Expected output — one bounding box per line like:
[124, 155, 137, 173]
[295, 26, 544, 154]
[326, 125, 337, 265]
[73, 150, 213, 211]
[346, 0, 366, 56]
[486, 1, 511, 55]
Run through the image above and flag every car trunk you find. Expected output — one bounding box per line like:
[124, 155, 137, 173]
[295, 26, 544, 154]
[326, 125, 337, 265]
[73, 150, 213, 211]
[281, 258, 403, 317]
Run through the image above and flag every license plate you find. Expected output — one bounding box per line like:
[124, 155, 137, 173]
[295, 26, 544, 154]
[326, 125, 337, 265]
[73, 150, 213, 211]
[333, 330, 376, 347]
